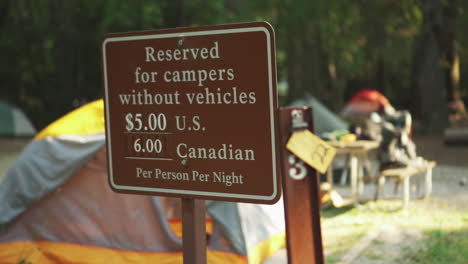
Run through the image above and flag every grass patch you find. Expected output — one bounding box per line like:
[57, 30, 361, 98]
[320, 199, 468, 263]
[405, 229, 468, 264]
[366, 253, 385, 261]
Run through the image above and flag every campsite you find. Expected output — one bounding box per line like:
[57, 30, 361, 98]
[2, 1, 468, 263]
[1, 97, 467, 263]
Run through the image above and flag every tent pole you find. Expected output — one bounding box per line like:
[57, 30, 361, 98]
[182, 198, 207, 264]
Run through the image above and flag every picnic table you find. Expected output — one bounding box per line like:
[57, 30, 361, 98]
[327, 140, 380, 207]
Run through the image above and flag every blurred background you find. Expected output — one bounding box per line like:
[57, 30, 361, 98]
[1, 0, 468, 132]
[1, 1, 468, 263]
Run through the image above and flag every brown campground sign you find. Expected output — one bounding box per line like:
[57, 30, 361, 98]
[101, 22, 280, 204]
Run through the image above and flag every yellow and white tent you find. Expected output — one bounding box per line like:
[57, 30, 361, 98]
[0, 100, 285, 263]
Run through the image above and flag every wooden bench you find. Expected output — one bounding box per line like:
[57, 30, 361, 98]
[375, 161, 436, 208]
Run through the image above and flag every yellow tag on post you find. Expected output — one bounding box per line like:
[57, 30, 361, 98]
[286, 130, 336, 174]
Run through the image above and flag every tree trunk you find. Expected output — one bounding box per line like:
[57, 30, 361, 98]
[441, 1, 466, 117]
[376, 55, 386, 95]
[286, 33, 302, 104]
[162, 0, 186, 28]
[0, 0, 9, 28]
[411, 0, 450, 132]
[285, 21, 332, 107]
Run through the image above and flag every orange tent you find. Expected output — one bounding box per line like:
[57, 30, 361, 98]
[0, 100, 285, 263]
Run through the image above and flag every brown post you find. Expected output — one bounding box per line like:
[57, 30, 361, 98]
[182, 198, 207, 264]
[279, 107, 325, 264]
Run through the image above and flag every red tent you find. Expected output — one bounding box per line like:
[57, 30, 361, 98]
[342, 89, 391, 117]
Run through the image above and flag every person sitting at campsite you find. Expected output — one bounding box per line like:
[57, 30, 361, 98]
[343, 89, 393, 142]
[377, 107, 427, 170]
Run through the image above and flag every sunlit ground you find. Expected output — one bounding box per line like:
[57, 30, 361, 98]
[322, 198, 468, 264]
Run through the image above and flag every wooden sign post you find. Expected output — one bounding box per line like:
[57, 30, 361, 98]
[279, 107, 325, 264]
[101, 22, 280, 263]
[182, 199, 206, 264]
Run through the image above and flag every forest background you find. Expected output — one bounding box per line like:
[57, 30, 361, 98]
[1, 0, 467, 132]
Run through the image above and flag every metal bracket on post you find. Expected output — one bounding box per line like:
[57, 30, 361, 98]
[290, 109, 308, 131]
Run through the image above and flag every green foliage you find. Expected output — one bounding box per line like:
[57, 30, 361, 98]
[1, 0, 467, 128]
[0, 0, 227, 129]
[17, 257, 31, 264]
[409, 229, 468, 264]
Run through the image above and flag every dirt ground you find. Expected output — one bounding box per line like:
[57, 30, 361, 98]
[0, 137, 29, 154]
[407, 134, 468, 210]
[0, 137, 31, 180]
[414, 133, 468, 168]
